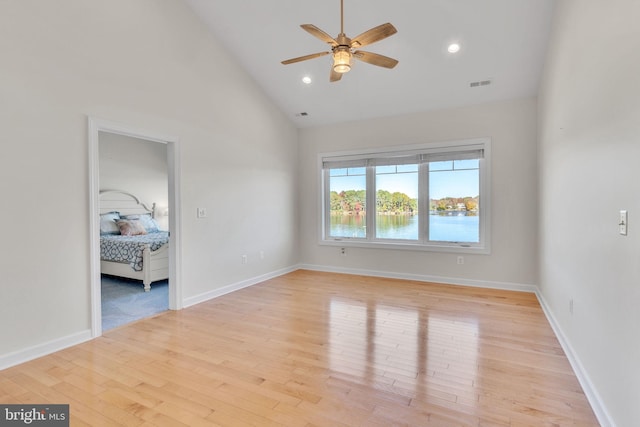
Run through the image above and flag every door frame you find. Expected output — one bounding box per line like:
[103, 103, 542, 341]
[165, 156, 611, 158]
[88, 117, 182, 337]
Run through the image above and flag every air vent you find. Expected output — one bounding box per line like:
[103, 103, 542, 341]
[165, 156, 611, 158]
[295, 112, 309, 117]
[470, 79, 492, 88]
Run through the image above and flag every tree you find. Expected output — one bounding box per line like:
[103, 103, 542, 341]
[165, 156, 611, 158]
[376, 190, 392, 212]
[330, 191, 342, 211]
[334, 188, 417, 214]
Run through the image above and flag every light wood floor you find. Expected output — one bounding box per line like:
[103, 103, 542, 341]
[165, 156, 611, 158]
[0, 270, 599, 426]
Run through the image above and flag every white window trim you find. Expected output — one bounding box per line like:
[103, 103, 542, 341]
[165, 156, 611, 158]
[318, 138, 491, 254]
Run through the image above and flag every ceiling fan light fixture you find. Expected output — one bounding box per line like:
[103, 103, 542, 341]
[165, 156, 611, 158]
[281, 0, 397, 82]
[333, 49, 352, 73]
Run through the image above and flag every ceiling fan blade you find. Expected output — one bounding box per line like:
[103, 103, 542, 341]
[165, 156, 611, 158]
[353, 51, 398, 69]
[330, 68, 343, 82]
[301, 24, 339, 46]
[350, 23, 397, 48]
[281, 51, 330, 65]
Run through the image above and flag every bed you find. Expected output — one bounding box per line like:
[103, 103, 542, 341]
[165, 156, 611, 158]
[99, 190, 169, 292]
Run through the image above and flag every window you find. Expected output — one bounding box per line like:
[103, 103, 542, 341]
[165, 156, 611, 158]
[321, 139, 490, 253]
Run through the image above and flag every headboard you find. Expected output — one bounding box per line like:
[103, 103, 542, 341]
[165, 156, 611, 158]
[99, 190, 156, 218]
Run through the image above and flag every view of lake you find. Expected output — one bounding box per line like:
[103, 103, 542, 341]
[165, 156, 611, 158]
[330, 213, 479, 242]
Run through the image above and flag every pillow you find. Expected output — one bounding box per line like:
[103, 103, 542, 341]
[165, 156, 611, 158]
[121, 213, 160, 233]
[100, 211, 121, 235]
[115, 219, 148, 236]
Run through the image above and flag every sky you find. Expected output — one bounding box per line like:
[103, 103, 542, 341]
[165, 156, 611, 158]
[330, 167, 479, 200]
[429, 170, 479, 199]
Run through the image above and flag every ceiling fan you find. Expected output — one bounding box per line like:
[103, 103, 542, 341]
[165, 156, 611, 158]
[281, 0, 398, 82]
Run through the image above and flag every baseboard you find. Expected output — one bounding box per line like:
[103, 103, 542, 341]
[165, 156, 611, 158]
[535, 291, 615, 427]
[0, 264, 613, 427]
[1, 266, 299, 371]
[0, 329, 92, 371]
[182, 265, 299, 308]
[300, 263, 613, 425]
[298, 263, 539, 293]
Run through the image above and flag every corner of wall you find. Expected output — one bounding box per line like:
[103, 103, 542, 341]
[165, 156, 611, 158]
[534, 291, 615, 427]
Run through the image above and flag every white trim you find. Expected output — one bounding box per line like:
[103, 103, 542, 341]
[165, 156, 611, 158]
[298, 263, 537, 293]
[0, 330, 92, 371]
[184, 266, 299, 308]
[318, 137, 490, 161]
[0, 265, 296, 371]
[297, 263, 611, 424]
[88, 118, 102, 335]
[167, 138, 183, 310]
[318, 137, 491, 254]
[88, 117, 183, 338]
[182, 266, 298, 308]
[535, 291, 615, 427]
[318, 239, 490, 254]
[0, 262, 612, 427]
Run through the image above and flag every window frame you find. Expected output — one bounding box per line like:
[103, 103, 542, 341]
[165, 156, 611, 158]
[319, 138, 491, 254]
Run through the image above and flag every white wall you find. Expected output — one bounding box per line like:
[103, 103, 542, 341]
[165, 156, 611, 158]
[0, 0, 298, 358]
[538, 1, 640, 425]
[299, 97, 539, 289]
[3, 2, 633, 424]
[99, 132, 169, 230]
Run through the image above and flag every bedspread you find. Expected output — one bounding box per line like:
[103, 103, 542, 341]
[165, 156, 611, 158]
[100, 231, 169, 271]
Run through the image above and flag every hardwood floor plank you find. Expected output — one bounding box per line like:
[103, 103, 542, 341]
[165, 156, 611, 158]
[0, 270, 599, 425]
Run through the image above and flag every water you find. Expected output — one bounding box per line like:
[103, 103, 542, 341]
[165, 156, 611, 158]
[329, 213, 479, 242]
[377, 215, 418, 240]
[429, 213, 479, 242]
[330, 214, 367, 238]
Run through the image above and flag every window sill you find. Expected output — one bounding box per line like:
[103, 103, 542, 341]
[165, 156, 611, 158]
[319, 238, 490, 255]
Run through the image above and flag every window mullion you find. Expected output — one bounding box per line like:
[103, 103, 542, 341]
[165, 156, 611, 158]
[323, 168, 331, 240]
[320, 138, 489, 252]
[419, 162, 429, 243]
[366, 165, 376, 241]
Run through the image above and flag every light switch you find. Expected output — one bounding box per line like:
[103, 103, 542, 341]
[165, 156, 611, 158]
[197, 207, 207, 218]
[619, 210, 627, 235]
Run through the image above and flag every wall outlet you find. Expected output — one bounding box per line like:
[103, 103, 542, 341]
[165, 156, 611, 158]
[457, 256, 464, 265]
[340, 247, 346, 256]
[241, 254, 248, 264]
[259, 251, 264, 260]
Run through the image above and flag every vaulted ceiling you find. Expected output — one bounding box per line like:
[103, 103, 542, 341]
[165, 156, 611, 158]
[186, 0, 556, 128]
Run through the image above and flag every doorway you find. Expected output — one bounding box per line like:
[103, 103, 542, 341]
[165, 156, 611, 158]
[88, 117, 182, 337]
[99, 133, 168, 329]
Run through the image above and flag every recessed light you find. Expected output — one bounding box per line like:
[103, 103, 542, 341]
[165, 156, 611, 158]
[302, 76, 312, 84]
[447, 43, 461, 53]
